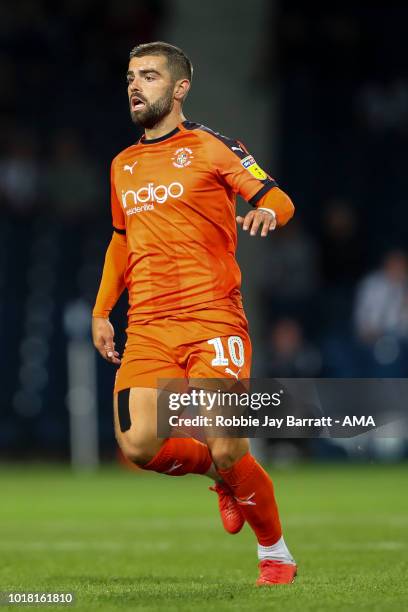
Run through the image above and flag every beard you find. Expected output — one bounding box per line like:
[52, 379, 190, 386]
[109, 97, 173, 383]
[130, 88, 174, 129]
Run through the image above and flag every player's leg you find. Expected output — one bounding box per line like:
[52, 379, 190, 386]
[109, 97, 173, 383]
[114, 320, 215, 477]
[113, 387, 162, 465]
[113, 387, 212, 476]
[183, 306, 297, 583]
[207, 435, 284, 546]
[207, 435, 296, 583]
[205, 437, 249, 470]
[181, 309, 253, 536]
[113, 319, 239, 531]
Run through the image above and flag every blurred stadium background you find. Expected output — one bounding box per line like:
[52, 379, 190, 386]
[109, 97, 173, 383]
[1, 0, 408, 467]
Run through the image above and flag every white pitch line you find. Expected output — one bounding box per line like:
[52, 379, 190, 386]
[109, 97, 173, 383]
[0, 518, 219, 531]
[0, 540, 404, 553]
[286, 515, 408, 527]
[0, 541, 172, 552]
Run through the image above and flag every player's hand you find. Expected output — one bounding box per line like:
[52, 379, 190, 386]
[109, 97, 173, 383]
[92, 317, 121, 364]
[236, 209, 276, 237]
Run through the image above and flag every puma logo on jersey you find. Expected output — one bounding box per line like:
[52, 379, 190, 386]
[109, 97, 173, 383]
[231, 146, 243, 152]
[123, 161, 138, 174]
[234, 492, 256, 506]
[224, 367, 241, 380]
[164, 461, 183, 474]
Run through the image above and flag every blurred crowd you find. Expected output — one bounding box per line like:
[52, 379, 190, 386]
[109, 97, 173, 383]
[0, 0, 167, 219]
[260, 2, 408, 379]
[1, 2, 407, 458]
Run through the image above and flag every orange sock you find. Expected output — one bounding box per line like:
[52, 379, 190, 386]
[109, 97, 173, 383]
[217, 452, 282, 546]
[143, 438, 212, 476]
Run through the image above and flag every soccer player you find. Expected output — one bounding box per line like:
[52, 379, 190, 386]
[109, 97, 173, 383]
[92, 42, 297, 585]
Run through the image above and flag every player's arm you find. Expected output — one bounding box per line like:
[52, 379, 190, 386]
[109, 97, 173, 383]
[92, 230, 127, 364]
[92, 159, 127, 364]
[203, 130, 294, 237]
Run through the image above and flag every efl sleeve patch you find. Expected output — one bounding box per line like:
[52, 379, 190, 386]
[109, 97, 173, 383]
[241, 155, 268, 180]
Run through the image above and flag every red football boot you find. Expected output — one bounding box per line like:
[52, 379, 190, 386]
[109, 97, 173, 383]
[209, 482, 245, 534]
[256, 559, 298, 585]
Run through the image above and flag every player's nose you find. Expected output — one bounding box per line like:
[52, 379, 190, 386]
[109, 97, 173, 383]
[129, 78, 143, 94]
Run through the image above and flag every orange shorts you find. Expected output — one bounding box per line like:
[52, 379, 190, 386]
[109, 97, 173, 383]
[114, 302, 252, 393]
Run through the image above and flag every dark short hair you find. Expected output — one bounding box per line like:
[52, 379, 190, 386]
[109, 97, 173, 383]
[129, 41, 193, 82]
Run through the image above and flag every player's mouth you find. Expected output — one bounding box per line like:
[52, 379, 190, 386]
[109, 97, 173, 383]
[131, 96, 146, 111]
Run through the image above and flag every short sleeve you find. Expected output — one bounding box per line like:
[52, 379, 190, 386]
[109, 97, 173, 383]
[111, 160, 126, 232]
[201, 129, 278, 206]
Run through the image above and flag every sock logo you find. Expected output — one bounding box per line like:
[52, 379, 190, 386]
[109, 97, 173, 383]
[164, 460, 183, 474]
[234, 492, 256, 506]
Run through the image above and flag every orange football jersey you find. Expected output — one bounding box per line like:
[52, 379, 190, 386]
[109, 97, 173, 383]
[110, 121, 278, 321]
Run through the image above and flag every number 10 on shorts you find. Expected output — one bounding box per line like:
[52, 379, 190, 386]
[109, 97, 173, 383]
[207, 336, 245, 368]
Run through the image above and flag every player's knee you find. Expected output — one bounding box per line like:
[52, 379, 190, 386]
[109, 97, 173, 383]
[116, 433, 156, 466]
[209, 439, 249, 470]
[210, 447, 239, 470]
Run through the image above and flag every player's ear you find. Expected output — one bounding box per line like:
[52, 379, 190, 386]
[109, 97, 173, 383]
[174, 79, 190, 102]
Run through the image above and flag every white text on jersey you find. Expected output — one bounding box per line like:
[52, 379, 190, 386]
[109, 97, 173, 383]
[121, 182, 184, 208]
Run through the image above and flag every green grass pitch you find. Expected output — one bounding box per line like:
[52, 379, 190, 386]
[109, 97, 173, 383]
[0, 463, 407, 611]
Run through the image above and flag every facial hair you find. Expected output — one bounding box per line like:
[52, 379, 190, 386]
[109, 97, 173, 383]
[130, 87, 174, 129]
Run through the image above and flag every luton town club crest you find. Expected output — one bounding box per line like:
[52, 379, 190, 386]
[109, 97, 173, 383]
[172, 147, 193, 168]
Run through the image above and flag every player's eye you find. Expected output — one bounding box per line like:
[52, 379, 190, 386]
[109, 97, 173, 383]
[126, 75, 133, 84]
[145, 75, 155, 81]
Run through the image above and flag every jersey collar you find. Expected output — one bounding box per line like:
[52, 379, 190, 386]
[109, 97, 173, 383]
[139, 122, 186, 145]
